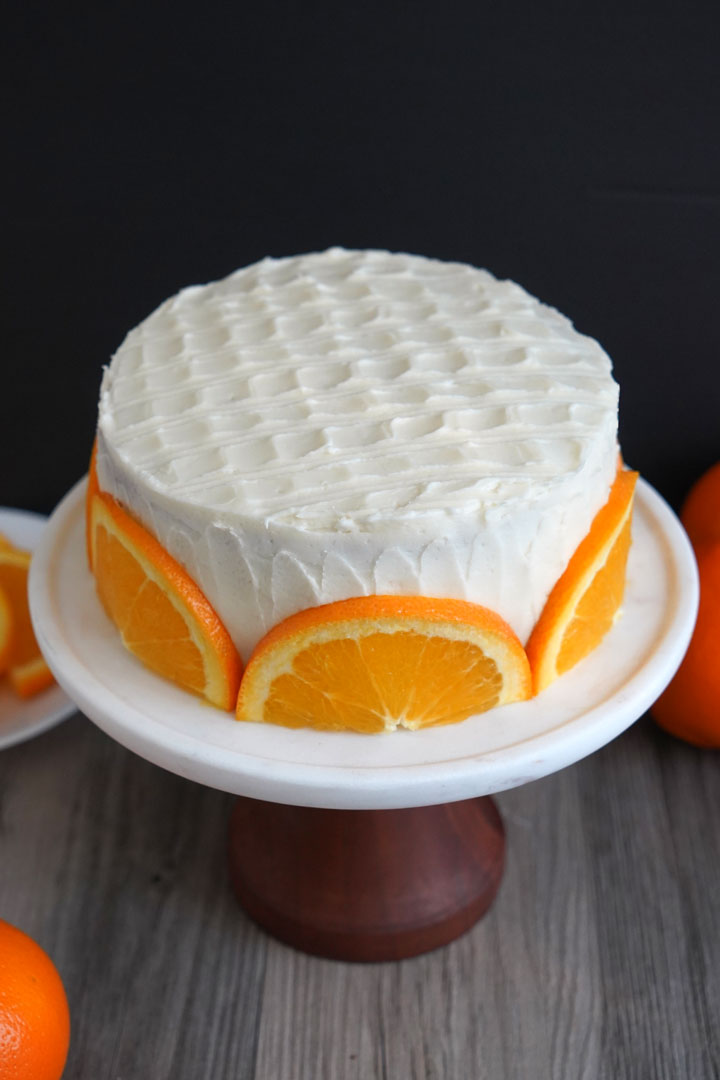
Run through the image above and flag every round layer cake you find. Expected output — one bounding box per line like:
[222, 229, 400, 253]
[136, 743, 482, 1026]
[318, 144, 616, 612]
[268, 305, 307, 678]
[96, 248, 620, 662]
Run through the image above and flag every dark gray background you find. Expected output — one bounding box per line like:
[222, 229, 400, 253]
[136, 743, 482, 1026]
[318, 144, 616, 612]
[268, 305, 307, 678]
[4, 2, 719, 513]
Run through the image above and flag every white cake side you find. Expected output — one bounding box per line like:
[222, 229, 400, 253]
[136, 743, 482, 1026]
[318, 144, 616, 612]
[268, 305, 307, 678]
[96, 249, 620, 660]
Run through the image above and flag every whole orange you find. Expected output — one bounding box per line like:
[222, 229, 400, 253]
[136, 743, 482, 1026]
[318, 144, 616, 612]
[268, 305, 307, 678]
[680, 461, 720, 545]
[0, 919, 70, 1080]
[651, 541, 720, 748]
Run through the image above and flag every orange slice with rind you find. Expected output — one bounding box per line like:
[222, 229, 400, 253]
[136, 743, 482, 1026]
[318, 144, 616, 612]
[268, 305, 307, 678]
[90, 490, 243, 709]
[0, 582, 13, 675]
[236, 595, 532, 733]
[10, 655, 55, 699]
[0, 548, 41, 670]
[526, 466, 638, 693]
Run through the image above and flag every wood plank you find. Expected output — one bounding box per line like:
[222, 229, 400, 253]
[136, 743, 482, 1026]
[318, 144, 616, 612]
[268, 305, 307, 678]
[0, 712, 718, 1079]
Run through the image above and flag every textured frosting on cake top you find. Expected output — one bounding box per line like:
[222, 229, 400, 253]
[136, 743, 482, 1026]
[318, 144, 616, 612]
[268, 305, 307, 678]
[96, 249, 620, 656]
[99, 248, 618, 532]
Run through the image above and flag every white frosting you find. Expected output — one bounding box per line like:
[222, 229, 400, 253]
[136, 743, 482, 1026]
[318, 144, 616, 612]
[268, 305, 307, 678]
[97, 249, 619, 660]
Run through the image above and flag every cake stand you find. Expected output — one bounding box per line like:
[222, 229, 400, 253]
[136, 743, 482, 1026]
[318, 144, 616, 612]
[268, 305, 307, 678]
[29, 478, 697, 961]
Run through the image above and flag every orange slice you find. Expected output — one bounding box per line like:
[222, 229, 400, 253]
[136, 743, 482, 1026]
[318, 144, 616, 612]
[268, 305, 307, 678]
[10, 655, 55, 699]
[89, 490, 243, 709]
[0, 547, 56, 698]
[526, 467, 638, 693]
[236, 595, 532, 733]
[0, 582, 13, 674]
[0, 548, 41, 670]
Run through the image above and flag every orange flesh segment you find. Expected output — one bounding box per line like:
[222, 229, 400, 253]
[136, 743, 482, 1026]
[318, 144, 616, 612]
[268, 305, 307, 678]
[237, 596, 531, 733]
[91, 491, 242, 709]
[526, 467, 638, 693]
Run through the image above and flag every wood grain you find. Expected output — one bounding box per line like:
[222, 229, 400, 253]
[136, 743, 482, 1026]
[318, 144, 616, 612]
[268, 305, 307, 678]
[228, 795, 504, 961]
[0, 713, 718, 1079]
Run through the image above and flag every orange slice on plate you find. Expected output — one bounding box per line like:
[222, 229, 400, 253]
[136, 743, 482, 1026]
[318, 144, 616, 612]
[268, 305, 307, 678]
[0, 548, 42, 670]
[526, 467, 638, 693]
[10, 655, 56, 699]
[86, 437, 100, 569]
[236, 595, 532, 733]
[0, 546, 56, 697]
[89, 490, 243, 709]
[0, 582, 13, 674]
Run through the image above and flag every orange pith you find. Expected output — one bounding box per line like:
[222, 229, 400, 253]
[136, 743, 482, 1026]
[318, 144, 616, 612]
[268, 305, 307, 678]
[90, 490, 243, 709]
[236, 595, 532, 733]
[526, 466, 638, 693]
[0, 545, 57, 698]
[0, 918, 70, 1080]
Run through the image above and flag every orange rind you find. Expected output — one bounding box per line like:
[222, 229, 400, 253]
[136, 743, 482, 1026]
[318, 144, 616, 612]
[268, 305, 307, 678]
[0, 919, 70, 1080]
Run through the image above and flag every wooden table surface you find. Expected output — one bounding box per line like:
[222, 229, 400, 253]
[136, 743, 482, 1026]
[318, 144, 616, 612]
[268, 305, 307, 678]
[1, 709, 718, 1080]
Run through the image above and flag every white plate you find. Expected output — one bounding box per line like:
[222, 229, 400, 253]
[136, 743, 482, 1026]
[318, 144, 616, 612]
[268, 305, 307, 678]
[29, 478, 697, 809]
[0, 507, 76, 749]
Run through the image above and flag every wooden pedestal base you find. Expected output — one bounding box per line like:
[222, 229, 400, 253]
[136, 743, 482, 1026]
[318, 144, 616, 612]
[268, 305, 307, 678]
[227, 795, 505, 962]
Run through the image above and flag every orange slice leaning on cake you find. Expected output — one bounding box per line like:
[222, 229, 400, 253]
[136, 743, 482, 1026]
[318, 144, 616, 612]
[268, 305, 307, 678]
[88, 487, 243, 711]
[236, 596, 532, 733]
[86, 248, 638, 730]
[526, 465, 638, 693]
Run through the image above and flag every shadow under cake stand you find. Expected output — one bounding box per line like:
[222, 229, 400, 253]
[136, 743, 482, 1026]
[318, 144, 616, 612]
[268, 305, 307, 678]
[30, 478, 697, 961]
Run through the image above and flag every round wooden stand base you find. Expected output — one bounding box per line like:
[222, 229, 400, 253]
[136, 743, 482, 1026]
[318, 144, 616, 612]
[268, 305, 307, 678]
[227, 795, 505, 962]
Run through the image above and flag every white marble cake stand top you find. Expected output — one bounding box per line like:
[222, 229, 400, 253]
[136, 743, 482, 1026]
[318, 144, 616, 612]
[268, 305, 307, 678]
[29, 478, 697, 809]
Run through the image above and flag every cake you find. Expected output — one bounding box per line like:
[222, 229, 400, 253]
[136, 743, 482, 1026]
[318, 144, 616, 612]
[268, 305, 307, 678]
[90, 248, 630, 725]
